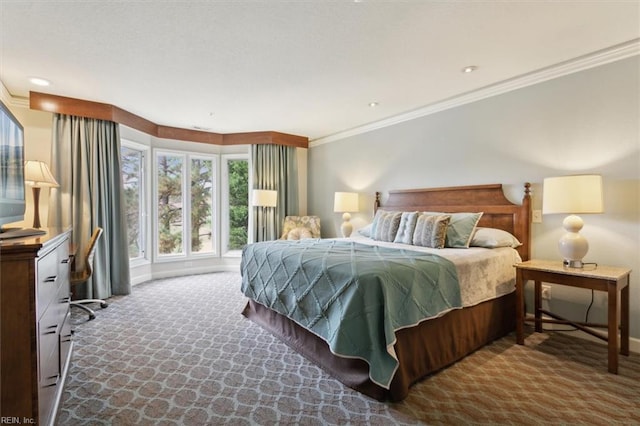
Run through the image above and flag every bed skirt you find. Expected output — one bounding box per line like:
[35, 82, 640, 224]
[241, 291, 516, 402]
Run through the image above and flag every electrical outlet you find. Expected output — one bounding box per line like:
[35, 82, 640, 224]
[532, 210, 542, 223]
[541, 284, 551, 300]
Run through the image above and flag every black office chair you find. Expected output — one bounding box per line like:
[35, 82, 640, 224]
[70, 227, 108, 320]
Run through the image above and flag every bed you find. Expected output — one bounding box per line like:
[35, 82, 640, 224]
[241, 183, 531, 401]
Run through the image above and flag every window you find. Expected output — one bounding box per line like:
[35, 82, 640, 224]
[190, 156, 215, 254]
[121, 141, 148, 262]
[223, 156, 249, 252]
[122, 141, 248, 266]
[154, 150, 217, 259]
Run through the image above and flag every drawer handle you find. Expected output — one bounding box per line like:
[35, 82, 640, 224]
[44, 275, 57, 283]
[44, 375, 59, 387]
[61, 258, 70, 264]
[60, 296, 71, 303]
[43, 324, 57, 335]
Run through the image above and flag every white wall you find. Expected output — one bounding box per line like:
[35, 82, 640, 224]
[308, 57, 640, 342]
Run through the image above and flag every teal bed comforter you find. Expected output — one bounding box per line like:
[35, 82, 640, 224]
[240, 239, 461, 388]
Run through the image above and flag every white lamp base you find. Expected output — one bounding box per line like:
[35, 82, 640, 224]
[340, 212, 353, 238]
[558, 214, 589, 268]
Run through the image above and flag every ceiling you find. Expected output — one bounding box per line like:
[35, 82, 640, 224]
[1, 1, 639, 141]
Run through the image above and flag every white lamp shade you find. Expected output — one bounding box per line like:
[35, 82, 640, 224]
[542, 175, 603, 215]
[24, 160, 59, 187]
[333, 192, 359, 213]
[251, 189, 277, 207]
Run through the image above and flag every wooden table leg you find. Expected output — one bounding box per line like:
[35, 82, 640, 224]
[621, 277, 630, 356]
[516, 270, 524, 345]
[534, 280, 542, 333]
[608, 281, 619, 374]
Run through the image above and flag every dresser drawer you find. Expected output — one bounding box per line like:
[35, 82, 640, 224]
[36, 241, 70, 319]
[36, 249, 60, 317]
[38, 306, 61, 381]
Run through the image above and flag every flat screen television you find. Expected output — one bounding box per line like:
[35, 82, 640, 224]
[0, 99, 26, 230]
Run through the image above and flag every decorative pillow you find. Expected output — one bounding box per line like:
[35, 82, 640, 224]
[412, 214, 451, 248]
[357, 223, 373, 238]
[371, 210, 402, 242]
[424, 211, 483, 248]
[287, 227, 313, 240]
[470, 227, 522, 248]
[393, 211, 419, 244]
[280, 216, 321, 239]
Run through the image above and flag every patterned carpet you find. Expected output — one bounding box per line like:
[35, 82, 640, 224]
[58, 272, 640, 425]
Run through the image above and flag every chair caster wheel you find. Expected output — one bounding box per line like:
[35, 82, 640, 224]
[89, 314, 96, 321]
[100, 302, 109, 309]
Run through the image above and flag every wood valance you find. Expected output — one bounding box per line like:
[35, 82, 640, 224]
[29, 91, 308, 148]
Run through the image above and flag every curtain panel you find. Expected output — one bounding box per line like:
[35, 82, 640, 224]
[49, 114, 131, 298]
[251, 144, 299, 242]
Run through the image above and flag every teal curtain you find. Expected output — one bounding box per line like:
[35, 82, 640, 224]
[251, 144, 299, 241]
[48, 114, 131, 298]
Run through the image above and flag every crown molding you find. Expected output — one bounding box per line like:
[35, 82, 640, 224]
[0, 81, 29, 108]
[310, 38, 640, 148]
[28, 91, 308, 148]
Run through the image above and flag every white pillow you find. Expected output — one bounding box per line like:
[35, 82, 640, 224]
[393, 212, 419, 244]
[470, 227, 522, 248]
[357, 224, 373, 238]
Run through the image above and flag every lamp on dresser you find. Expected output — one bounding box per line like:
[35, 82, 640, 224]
[252, 189, 278, 242]
[24, 160, 59, 228]
[542, 174, 603, 268]
[334, 192, 359, 238]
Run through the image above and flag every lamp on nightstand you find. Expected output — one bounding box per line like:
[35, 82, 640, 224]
[24, 160, 59, 229]
[334, 192, 359, 238]
[542, 174, 603, 268]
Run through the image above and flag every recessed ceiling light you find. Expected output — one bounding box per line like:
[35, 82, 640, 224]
[368, 102, 379, 107]
[462, 66, 478, 73]
[29, 77, 51, 86]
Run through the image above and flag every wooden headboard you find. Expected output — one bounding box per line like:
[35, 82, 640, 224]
[374, 183, 531, 261]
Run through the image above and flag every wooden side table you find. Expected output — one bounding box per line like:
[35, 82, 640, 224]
[515, 259, 631, 374]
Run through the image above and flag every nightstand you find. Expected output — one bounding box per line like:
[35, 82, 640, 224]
[515, 259, 631, 374]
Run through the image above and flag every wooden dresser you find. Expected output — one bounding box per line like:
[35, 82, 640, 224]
[1, 228, 73, 426]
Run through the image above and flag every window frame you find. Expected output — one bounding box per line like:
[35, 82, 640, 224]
[221, 153, 249, 255]
[121, 139, 150, 267]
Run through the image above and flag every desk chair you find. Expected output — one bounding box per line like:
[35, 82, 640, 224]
[71, 227, 108, 320]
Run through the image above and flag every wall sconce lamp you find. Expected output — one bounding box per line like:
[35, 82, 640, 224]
[24, 160, 59, 229]
[334, 192, 359, 238]
[252, 189, 278, 242]
[542, 174, 603, 268]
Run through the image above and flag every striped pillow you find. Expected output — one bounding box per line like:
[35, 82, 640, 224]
[371, 210, 402, 242]
[412, 214, 451, 248]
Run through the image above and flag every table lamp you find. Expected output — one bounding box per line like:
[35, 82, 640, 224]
[334, 192, 358, 237]
[24, 160, 59, 228]
[542, 174, 603, 268]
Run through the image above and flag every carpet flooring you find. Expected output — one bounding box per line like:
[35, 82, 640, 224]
[58, 272, 640, 425]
